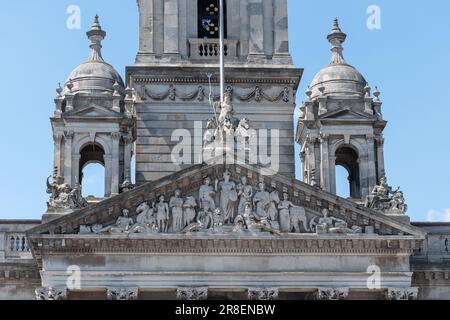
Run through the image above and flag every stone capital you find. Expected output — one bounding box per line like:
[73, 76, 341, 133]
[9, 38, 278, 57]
[386, 288, 418, 300]
[35, 287, 67, 301]
[111, 132, 122, 141]
[64, 130, 75, 140]
[107, 287, 139, 300]
[316, 288, 349, 300]
[176, 287, 208, 301]
[248, 288, 279, 300]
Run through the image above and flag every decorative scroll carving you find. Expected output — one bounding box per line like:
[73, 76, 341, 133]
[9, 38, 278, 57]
[316, 288, 349, 300]
[365, 176, 408, 214]
[140, 85, 290, 103]
[386, 288, 418, 300]
[35, 287, 67, 300]
[248, 288, 279, 300]
[176, 287, 208, 300]
[107, 288, 138, 300]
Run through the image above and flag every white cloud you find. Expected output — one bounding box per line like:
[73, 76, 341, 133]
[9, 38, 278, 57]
[426, 209, 450, 222]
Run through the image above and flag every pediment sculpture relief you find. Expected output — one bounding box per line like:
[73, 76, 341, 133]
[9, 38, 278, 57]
[78, 171, 366, 237]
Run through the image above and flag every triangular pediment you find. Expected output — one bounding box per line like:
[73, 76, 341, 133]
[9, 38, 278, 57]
[28, 162, 426, 239]
[320, 107, 372, 120]
[65, 104, 121, 118]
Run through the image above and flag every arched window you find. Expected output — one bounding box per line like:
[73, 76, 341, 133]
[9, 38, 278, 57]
[79, 144, 106, 198]
[198, 0, 227, 39]
[335, 146, 361, 199]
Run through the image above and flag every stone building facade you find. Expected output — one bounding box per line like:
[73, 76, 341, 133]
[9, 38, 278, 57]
[0, 0, 449, 300]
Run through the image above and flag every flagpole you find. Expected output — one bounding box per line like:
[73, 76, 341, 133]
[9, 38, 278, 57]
[219, 0, 225, 103]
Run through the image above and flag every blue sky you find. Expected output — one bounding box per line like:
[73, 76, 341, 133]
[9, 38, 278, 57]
[0, 0, 449, 222]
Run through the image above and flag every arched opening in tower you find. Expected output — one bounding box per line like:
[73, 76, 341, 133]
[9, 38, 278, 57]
[79, 143, 106, 198]
[335, 146, 361, 199]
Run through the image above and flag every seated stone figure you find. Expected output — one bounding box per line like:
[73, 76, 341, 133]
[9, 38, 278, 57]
[389, 188, 408, 214]
[365, 176, 392, 210]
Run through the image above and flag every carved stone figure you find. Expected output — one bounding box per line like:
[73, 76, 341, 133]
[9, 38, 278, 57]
[278, 192, 297, 233]
[170, 189, 184, 232]
[155, 195, 170, 233]
[365, 176, 393, 210]
[218, 92, 234, 125]
[267, 191, 281, 230]
[203, 118, 217, 149]
[199, 176, 216, 214]
[183, 196, 197, 228]
[233, 215, 246, 233]
[211, 208, 224, 233]
[235, 118, 252, 149]
[237, 176, 253, 215]
[131, 202, 158, 234]
[46, 173, 88, 211]
[311, 209, 362, 235]
[98, 209, 134, 234]
[120, 179, 135, 193]
[389, 188, 408, 214]
[253, 181, 272, 221]
[216, 170, 237, 224]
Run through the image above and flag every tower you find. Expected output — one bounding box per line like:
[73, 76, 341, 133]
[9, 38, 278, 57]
[51, 16, 136, 200]
[129, 0, 302, 183]
[296, 20, 387, 199]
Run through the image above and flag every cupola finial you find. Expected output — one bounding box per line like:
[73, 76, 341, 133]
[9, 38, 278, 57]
[86, 15, 106, 62]
[327, 18, 347, 65]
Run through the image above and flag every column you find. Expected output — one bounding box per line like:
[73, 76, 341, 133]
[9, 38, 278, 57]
[137, 0, 154, 54]
[376, 136, 386, 180]
[107, 288, 138, 300]
[123, 133, 133, 181]
[307, 137, 317, 186]
[163, 0, 179, 55]
[72, 154, 81, 187]
[262, 0, 274, 57]
[240, 0, 250, 58]
[104, 154, 112, 197]
[366, 135, 377, 193]
[320, 134, 330, 192]
[111, 133, 121, 195]
[330, 155, 337, 194]
[248, 0, 265, 58]
[53, 133, 64, 176]
[273, 0, 290, 58]
[63, 131, 74, 186]
[154, 0, 164, 56]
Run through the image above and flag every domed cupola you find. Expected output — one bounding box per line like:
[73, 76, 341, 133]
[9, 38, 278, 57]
[64, 15, 124, 95]
[309, 19, 367, 99]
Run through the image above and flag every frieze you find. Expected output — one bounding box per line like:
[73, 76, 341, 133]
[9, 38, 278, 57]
[28, 235, 420, 256]
[139, 85, 290, 103]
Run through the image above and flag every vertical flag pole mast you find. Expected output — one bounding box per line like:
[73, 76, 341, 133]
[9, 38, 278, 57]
[219, 0, 225, 103]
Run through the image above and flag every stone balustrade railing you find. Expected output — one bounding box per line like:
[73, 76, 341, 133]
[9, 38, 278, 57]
[0, 221, 40, 261]
[189, 38, 239, 60]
